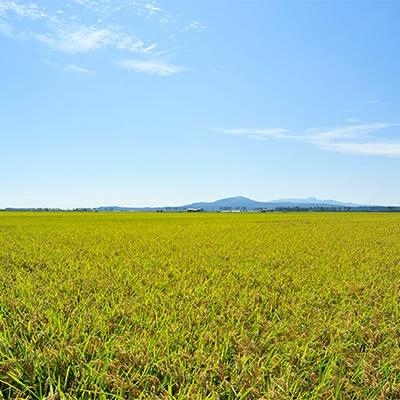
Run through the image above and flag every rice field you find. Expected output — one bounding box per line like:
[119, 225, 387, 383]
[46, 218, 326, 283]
[1, 211, 400, 399]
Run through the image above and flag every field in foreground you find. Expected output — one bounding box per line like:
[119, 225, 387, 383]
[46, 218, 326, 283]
[1, 212, 400, 399]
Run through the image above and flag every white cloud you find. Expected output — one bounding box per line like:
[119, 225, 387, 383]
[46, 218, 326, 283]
[43, 59, 95, 76]
[318, 141, 400, 156]
[114, 32, 151, 53]
[0, 0, 176, 53]
[212, 128, 290, 140]
[116, 59, 187, 75]
[144, 2, 161, 14]
[215, 123, 400, 157]
[70, 0, 99, 6]
[36, 25, 112, 53]
[29, 14, 153, 54]
[0, 0, 200, 76]
[63, 63, 95, 76]
[361, 99, 379, 105]
[345, 117, 361, 123]
[306, 123, 394, 140]
[0, 19, 12, 35]
[33, 22, 155, 54]
[0, 1, 47, 19]
[42, 58, 59, 68]
[182, 21, 207, 32]
[129, 1, 162, 17]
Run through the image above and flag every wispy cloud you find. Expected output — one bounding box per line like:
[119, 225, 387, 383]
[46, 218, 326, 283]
[0, 1, 47, 19]
[0, 18, 12, 35]
[306, 123, 393, 140]
[35, 24, 151, 54]
[213, 128, 290, 140]
[36, 26, 112, 53]
[43, 59, 95, 76]
[361, 99, 379, 105]
[0, 1, 155, 53]
[182, 21, 207, 32]
[144, 2, 161, 14]
[318, 141, 400, 156]
[62, 64, 95, 76]
[345, 117, 361, 123]
[214, 123, 400, 157]
[0, 0, 198, 73]
[116, 59, 187, 75]
[0, 0, 46, 38]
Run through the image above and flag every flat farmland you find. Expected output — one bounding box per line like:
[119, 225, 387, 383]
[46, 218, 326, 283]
[1, 212, 400, 399]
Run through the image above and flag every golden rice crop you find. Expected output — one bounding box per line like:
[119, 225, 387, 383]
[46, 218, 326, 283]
[1, 212, 400, 399]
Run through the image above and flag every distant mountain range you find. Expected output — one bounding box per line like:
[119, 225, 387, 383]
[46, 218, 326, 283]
[180, 196, 362, 211]
[270, 197, 361, 207]
[5, 196, 400, 212]
[93, 196, 378, 212]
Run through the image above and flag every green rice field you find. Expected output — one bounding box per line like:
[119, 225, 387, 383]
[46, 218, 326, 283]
[1, 212, 400, 399]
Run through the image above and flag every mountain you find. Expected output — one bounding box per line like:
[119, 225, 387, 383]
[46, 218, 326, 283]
[92, 196, 367, 212]
[182, 196, 261, 211]
[7, 197, 398, 213]
[269, 197, 362, 207]
[181, 196, 363, 211]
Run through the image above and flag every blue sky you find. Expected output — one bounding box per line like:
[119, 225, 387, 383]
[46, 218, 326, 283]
[1, 0, 400, 208]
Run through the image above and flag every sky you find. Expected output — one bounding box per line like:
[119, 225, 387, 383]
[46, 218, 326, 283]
[1, 0, 400, 208]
